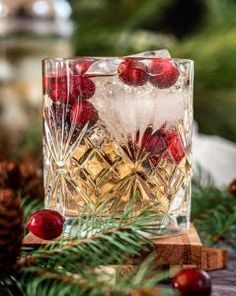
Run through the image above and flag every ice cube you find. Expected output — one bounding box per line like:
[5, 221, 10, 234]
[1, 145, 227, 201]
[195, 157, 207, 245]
[93, 75, 185, 143]
[86, 50, 171, 75]
[127, 49, 171, 59]
[86, 58, 122, 75]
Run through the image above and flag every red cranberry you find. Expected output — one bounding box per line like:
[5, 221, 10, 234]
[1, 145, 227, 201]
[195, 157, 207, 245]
[172, 268, 212, 296]
[77, 75, 96, 100]
[118, 59, 148, 73]
[46, 74, 95, 104]
[149, 131, 166, 155]
[70, 101, 99, 128]
[149, 58, 180, 88]
[141, 127, 166, 156]
[27, 209, 65, 240]
[141, 127, 154, 152]
[46, 75, 70, 104]
[119, 68, 148, 86]
[75, 60, 93, 74]
[51, 103, 71, 129]
[119, 59, 148, 86]
[164, 129, 185, 163]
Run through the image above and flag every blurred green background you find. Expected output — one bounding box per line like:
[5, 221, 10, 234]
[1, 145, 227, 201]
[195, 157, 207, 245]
[71, 0, 236, 142]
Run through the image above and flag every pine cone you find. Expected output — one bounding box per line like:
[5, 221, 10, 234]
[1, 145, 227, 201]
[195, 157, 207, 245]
[0, 160, 20, 189]
[19, 158, 42, 183]
[19, 158, 44, 199]
[22, 177, 44, 200]
[0, 188, 24, 276]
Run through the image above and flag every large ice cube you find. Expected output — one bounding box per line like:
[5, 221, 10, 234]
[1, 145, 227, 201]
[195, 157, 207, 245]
[86, 58, 122, 75]
[127, 49, 171, 58]
[93, 75, 184, 142]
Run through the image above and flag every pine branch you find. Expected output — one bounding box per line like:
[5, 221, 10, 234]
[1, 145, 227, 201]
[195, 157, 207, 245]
[192, 167, 236, 247]
[18, 257, 173, 296]
[12, 203, 169, 295]
[19, 208, 159, 271]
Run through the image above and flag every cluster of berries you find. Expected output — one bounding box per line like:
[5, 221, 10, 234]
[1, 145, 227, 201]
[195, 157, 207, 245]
[44, 58, 179, 129]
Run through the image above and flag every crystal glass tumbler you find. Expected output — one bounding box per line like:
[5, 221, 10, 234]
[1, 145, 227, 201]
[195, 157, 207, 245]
[43, 56, 194, 236]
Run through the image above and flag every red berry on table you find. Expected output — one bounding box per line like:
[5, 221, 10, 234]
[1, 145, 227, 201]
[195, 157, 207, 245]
[149, 58, 180, 89]
[27, 209, 65, 240]
[164, 129, 185, 163]
[172, 268, 212, 296]
[70, 101, 99, 128]
[119, 59, 148, 86]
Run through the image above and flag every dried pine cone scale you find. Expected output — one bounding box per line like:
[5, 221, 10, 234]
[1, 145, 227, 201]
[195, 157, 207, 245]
[0, 160, 20, 189]
[19, 158, 44, 200]
[0, 157, 44, 200]
[0, 188, 23, 276]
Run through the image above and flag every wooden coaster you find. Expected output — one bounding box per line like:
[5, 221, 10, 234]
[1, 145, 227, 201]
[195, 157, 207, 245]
[23, 224, 227, 271]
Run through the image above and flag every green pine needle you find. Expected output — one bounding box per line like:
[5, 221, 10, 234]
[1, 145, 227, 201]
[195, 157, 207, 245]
[192, 167, 236, 247]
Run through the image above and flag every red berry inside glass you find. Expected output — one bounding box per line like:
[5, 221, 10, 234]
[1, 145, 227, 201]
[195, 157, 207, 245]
[140, 127, 153, 151]
[51, 102, 71, 128]
[45, 74, 95, 104]
[77, 75, 96, 100]
[172, 268, 212, 296]
[149, 58, 180, 88]
[141, 127, 166, 156]
[118, 59, 148, 74]
[164, 129, 185, 163]
[70, 101, 99, 128]
[75, 60, 93, 74]
[27, 209, 65, 240]
[119, 59, 148, 86]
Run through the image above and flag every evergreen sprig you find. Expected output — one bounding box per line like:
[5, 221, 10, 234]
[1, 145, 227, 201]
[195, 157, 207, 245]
[192, 167, 236, 247]
[20, 209, 157, 271]
[2, 202, 170, 295]
[19, 257, 174, 296]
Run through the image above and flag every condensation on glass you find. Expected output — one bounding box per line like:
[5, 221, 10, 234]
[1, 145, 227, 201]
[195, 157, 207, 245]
[42, 56, 194, 236]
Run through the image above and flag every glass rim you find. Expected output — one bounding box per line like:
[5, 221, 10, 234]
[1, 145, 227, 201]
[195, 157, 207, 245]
[42, 56, 194, 64]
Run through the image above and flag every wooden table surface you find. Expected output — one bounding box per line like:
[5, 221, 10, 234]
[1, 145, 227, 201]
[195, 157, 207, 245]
[210, 260, 236, 296]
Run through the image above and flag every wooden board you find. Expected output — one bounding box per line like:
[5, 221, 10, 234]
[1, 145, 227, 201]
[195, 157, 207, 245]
[201, 247, 228, 271]
[150, 224, 202, 266]
[23, 224, 227, 271]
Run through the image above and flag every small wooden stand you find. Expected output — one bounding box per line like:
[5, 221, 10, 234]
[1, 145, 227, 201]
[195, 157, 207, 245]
[150, 224, 228, 272]
[23, 224, 227, 271]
